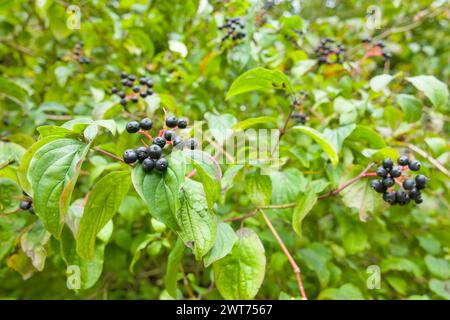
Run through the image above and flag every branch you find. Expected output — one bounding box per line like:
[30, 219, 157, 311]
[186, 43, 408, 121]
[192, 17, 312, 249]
[223, 211, 256, 222]
[180, 264, 195, 299]
[407, 144, 450, 178]
[258, 208, 307, 300]
[93, 147, 132, 166]
[318, 162, 375, 199]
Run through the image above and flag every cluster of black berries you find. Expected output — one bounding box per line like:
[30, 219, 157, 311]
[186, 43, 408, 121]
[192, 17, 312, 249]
[110, 72, 154, 107]
[370, 156, 428, 206]
[73, 42, 90, 64]
[361, 38, 391, 62]
[218, 17, 246, 42]
[19, 195, 34, 214]
[123, 116, 197, 174]
[314, 38, 345, 65]
[292, 91, 309, 124]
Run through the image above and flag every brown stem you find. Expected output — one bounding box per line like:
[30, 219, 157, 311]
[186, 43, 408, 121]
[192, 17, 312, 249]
[407, 144, 450, 178]
[93, 147, 132, 166]
[258, 208, 307, 300]
[318, 162, 375, 199]
[180, 264, 195, 299]
[223, 211, 256, 222]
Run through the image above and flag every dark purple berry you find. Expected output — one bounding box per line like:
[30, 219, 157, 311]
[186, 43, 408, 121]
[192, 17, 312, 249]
[139, 118, 152, 130]
[135, 146, 148, 161]
[408, 160, 421, 171]
[155, 158, 169, 172]
[402, 179, 415, 190]
[177, 118, 188, 129]
[383, 192, 396, 205]
[126, 121, 140, 133]
[398, 155, 409, 166]
[123, 149, 138, 163]
[166, 116, 178, 128]
[382, 177, 395, 188]
[164, 130, 174, 141]
[142, 158, 155, 172]
[153, 136, 166, 148]
[376, 167, 387, 178]
[390, 166, 402, 178]
[147, 144, 162, 159]
[382, 158, 394, 170]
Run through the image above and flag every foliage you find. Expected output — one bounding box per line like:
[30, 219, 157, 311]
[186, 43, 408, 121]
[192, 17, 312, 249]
[0, 0, 449, 300]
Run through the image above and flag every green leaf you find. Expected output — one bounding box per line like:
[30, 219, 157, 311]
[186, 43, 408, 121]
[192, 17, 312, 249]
[429, 279, 450, 299]
[177, 180, 216, 260]
[292, 180, 328, 236]
[20, 221, 51, 271]
[396, 94, 422, 123]
[0, 78, 27, 106]
[348, 125, 386, 149]
[340, 166, 384, 221]
[381, 257, 422, 277]
[362, 147, 400, 163]
[406, 75, 449, 108]
[132, 150, 186, 230]
[0, 178, 22, 214]
[0, 141, 26, 165]
[204, 222, 237, 267]
[226, 67, 294, 99]
[204, 112, 237, 144]
[292, 126, 339, 166]
[370, 74, 394, 92]
[299, 244, 332, 287]
[425, 255, 449, 279]
[245, 170, 272, 206]
[323, 124, 356, 153]
[77, 171, 131, 259]
[213, 228, 266, 299]
[318, 284, 364, 300]
[28, 138, 90, 238]
[233, 116, 278, 131]
[191, 161, 221, 209]
[164, 238, 185, 299]
[129, 235, 154, 273]
[48, 3, 72, 40]
[54, 66, 72, 87]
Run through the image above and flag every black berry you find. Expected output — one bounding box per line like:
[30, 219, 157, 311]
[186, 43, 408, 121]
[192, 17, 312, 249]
[123, 149, 138, 163]
[120, 99, 127, 106]
[177, 118, 188, 129]
[395, 190, 410, 205]
[153, 137, 166, 148]
[155, 158, 169, 172]
[409, 188, 421, 200]
[133, 85, 140, 93]
[166, 116, 178, 128]
[135, 146, 148, 162]
[19, 200, 32, 210]
[118, 91, 125, 98]
[140, 118, 153, 130]
[398, 155, 409, 166]
[371, 180, 386, 193]
[139, 77, 147, 85]
[121, 72, 127, 79]
[147, 144, 162, 159]
[382, 158, 394, 170]
[146, 79, 153, 88]
[415, 174, 428, 189]
[186, 138, 197, 150]
[126, 121, 140, 133]
[131, 96, 138, 103]
[164, 130, 174, 141]
[140, 92, 147, 98]
[408, 160, 421, 171]
[382, 177, 395, 188]
[383, 192, 397, 204]
[376, 167, 388, 178]
[142, 158, 155, 172]
[111, 87, 118, 94]
[390, 166, 402, 178]
[128, 74, 136, 82]
[402, 179, 415, 190]
[173, 136, 184, 147]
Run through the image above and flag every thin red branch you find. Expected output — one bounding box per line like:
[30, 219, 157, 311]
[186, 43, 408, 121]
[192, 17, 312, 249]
[93, 147, 132, 166]
[258, 208, 307, 300]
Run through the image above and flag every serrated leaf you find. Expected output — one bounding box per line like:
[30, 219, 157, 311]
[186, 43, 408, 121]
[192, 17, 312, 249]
[77, 171, 131, 259]
[164, 238, 185, 298]
[213, 228, 266, 299]
[204, 222, 237, 267]
[226, 67, 294, 99]
[132, 150, 186, 230]
[28, 138, 90, 238]
[406, 75, 449, 109]
[177, 180, 216, 260]
[292, 126, 339, 166]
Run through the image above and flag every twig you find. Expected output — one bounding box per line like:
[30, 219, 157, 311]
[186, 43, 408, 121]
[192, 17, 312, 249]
[223, 211, 256, 222]
[407, 144, 450, 178]
[318, 162, 375, 199]
[180, 264, 195, 299]
[0, 159, 15, 170]
[93, 147, 131, 166]
[258, 208, 307, 300]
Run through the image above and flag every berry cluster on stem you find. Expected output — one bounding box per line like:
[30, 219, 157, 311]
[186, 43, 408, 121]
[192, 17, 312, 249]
[371, 156, 427, 205]
[73, 42, 90, 64]
[110, 72, 154, 107]
[122, 113, 197, 174]
[314, 38, 345, 65]
[218, 17, 246, 43]
[361, 38, 391, 62]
